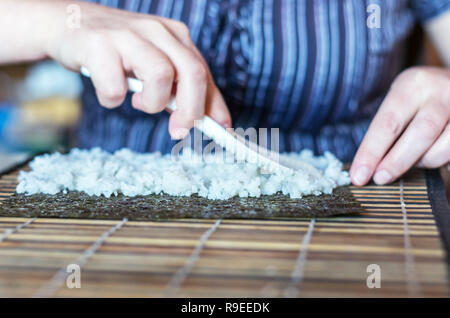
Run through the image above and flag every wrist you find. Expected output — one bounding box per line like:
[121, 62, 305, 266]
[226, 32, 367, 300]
[35, 1, 75, 61]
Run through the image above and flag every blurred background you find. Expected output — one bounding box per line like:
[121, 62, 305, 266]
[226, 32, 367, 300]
[0, 61, 82, 172]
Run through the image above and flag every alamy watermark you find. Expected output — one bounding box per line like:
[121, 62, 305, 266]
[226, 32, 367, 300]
[367, 4, 381, 29]
[65, 3, 381, 30]
[366, 264, 381, 288]
[66, 4, 81, 29]
[170, 123, 281, 168]
[66, 264, 81, 289]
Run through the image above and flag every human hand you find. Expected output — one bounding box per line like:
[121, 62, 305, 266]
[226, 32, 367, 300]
[41, 1, 230, 139]
[351, 66, 450, 186]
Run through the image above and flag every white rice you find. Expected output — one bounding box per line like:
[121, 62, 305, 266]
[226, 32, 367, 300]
[16, 148, 350, 200]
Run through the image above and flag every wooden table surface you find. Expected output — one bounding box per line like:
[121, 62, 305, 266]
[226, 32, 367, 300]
[0, 166, 449, 297]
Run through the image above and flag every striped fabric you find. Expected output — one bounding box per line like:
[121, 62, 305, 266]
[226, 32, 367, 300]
[78, 0, 450, 161]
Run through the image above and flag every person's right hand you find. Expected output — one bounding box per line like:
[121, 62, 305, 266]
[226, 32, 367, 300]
[41, 1, 231, 139]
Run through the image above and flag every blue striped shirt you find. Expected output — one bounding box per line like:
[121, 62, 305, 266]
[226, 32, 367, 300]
[78, 0, 450, 161]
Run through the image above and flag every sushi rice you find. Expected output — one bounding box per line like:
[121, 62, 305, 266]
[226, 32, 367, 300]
[16, 148, 350, 200]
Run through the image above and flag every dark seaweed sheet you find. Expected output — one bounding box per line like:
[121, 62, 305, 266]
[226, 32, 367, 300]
[0, 187, 360, 220]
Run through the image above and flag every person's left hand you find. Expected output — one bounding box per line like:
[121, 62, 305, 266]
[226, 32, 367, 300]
[351, 66, 450, 186]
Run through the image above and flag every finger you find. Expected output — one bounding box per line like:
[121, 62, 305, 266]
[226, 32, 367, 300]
[83, 43, 127, 108]
[168, 112, 192, 140]
[185, 42, 231, 126]
[167, 82, 231, 140]
[171, 31, 231, 127]
[133, 57, 174, 114]
[373, 101, 448, 184]
[113, 32, 175, 113]
[206, 84, 232, 128]
[417, 122, 450, 168]
[156, 18, 193, 47]
[168, 81, 231, 139]
[159, 19, 209, 67]
[138, 21, 208, 136]
[350, 90, 419, 186]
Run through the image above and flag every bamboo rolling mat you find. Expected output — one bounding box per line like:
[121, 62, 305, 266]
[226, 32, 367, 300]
[0, 167, 449, 297]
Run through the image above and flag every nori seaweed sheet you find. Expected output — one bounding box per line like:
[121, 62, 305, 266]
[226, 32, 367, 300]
[0, 187, 360, 220]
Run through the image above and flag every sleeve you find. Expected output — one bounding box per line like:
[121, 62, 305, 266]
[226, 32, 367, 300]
[410, 0, 450, 22]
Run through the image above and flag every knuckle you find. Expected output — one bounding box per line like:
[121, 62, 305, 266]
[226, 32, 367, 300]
[414, 113, 442, 139]
[183, 105, 204, 121]
[173, 21, 191, 39]
[361, 149, 379, 164]
[138, 102, 164, 114]
[381, 156, 405, 175]
[188, 61, 208, 83]
[87, 30, 110, 50]
[419, 152, 447, 169]
[377, 111, 402, 136]
[399, 67, 430, 85]
[98, 97, 120, 108]
[148, 19, 169, 35]
[431, 99, 449, 115]
[85, 36, 115, 63]
[153, 64, 174, 87]
[145, 104, 166, 114]
[100, 85, 126, 102]
[395, 67, 436, 101]
[136, 19, 171, 39]
[115, 28, 136, 42]
[141, 93, 168, 114]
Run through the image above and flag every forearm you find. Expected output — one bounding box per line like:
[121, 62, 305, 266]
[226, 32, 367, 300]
[0, 0, 68, 64]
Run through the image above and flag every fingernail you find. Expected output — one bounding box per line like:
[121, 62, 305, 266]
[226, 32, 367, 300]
[373, 170, 393, 185]
[220, 121, 230, 129]
[353, 166, 370, 186]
